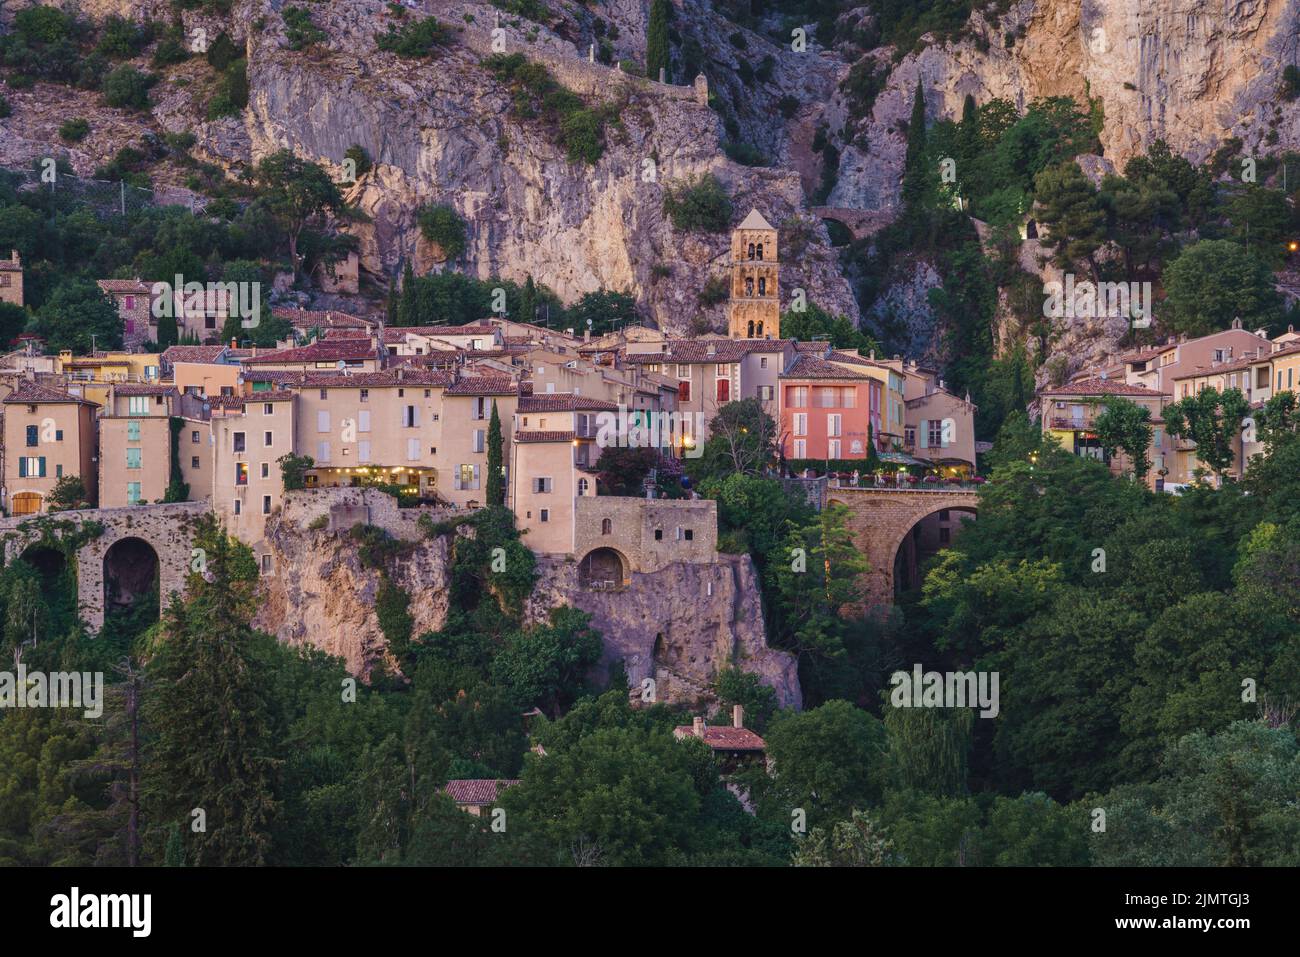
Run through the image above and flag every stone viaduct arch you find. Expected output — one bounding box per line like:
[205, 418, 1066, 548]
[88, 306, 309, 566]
[0, 502, 206, 633]
[827, 487, 980, 610]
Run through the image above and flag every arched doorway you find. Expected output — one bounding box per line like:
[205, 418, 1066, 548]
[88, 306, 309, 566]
[893, 506, 977, 596]
[579, 547, 628, 589]
[103, 537, 160, 614]
[19, 544, 66, 585]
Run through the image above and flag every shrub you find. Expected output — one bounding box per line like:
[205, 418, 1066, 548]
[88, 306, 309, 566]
[1283, 65, 1300, 101]
[282, 6, 327, 51]
[663, 173, 733, 232]
[723, 141, 769, 167]
[484, 53, 616, 164]
[0, 95, 10, 119]
[207, 58, 248, 119]
[416, 203, 467, 259]
[103, 65, 155, 109]
[698, 274, 729, 306]
[344, 144, 372, 178]
[375, 15, 450, 58]
[58, 118, 90, 143]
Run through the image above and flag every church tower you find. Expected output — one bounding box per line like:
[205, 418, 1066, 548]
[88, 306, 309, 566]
[727, 209, 780, 339]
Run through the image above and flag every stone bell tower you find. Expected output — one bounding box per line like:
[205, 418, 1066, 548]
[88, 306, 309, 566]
[727, 209, 780, 339]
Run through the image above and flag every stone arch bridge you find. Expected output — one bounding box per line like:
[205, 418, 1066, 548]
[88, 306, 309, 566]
[0, 502, 207, 633]
[826, 487, 980, 610]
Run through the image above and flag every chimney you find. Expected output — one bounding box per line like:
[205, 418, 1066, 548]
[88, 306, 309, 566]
[230, 338, 237, 349]
[706, 342, 716, 357]
[732, 704, 744, 729]
[692, 716, 705, 738]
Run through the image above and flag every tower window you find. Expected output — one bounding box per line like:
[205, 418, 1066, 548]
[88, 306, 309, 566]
[756, 243, 764, 260]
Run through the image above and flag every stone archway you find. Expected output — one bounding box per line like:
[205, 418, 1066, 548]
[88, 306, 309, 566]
[827, 488, 980, 611]
[888, 504, 978, 596]
[578, 546, 629, 589]
[103, 536, 160, 613]
[0, 502, 206, 633]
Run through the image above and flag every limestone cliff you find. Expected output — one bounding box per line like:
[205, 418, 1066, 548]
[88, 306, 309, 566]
[253, 489, 800, 708]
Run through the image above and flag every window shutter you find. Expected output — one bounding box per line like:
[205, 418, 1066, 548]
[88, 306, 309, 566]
[919, 420, 929, 449]
[39, 457, 46, 477]
[943, 419, 953, 448]
[454, 469, 462, 490]
[359, 440, 371, 463]
[358, 410, 370, 432]
[472, 464, 481, 490]
[18, 458, 26, 478]
[317, 411, 330, 433]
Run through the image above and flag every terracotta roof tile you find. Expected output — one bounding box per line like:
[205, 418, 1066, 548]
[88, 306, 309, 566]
[241, 341, 378, 365]
[515, 430, 576, 443]
[1039, 378, 1170, 397]
[96, 278, 151, 295]
[780, 353, 876, 380]
[673, 725, 766, 751]
[517, 394, 618, 412]
[162, 345, 230, 365]
[4, 382, 98, 405]
[446, 376, 517, 395]
[442, 779, 519, 805]
[272, 307, 375, 329]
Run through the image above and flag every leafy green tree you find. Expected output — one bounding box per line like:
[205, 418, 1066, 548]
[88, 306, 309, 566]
[253, 150, 348, 277]
[278, 452, 315, 490]
[35, 279, 122, 353]
[568, 289, 638, 335]
[792, 810, 897, 866]
[762, 701, 888, 827]
[1089, 722, 1300, 867]
[486, 401, 504, 506]
[1160, 240, 1282, 337]
[1091, 395, 1154, 480]
[491, 607, 603, 716]
[594, 445, 658, 496]
[1162, 386, 1251, 483]
[143, 518, 278, 865]
[496, 725, 708, 866]
[102, 65, 155, 109]
[686, 398, 776, 482]
[883, 706, 973, 798]
[779, 301, 879, 353]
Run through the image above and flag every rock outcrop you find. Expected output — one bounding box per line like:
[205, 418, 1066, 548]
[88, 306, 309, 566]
[528, 552, 801, 711]
[254, 489, 800, 708]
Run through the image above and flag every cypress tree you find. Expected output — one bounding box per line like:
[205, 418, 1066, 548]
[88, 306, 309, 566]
[646, 0, 671, 82]
[902, 80, 928, 205]
[486, 400, 504, 506]
[520, 275, 537, 325]
[397, 260, 416, 327]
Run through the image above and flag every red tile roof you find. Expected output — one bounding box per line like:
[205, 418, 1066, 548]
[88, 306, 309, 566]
[515, 430, 576, 443]
[1039, 378, 1170, 397]
[4, 382, 98, 406]
[241, 341, 378, 365]
[272, 307, 375, 329]
[780, 353, 876, 380]
[111, 384, 178, 397]
[673, 725, 766, 751]
[442, 779, 519, 805]
[446, 376, 518, 395]
[517, 394, 619, 412]
[96, 278, 152, 295]
[162, 345, 231, 365]
[623, 339, 788, 364]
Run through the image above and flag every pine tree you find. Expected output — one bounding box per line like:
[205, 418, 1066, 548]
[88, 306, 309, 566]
[646, 0, 671, 82]
[142, 518, 278, 866]
[486, 400, 504, 506]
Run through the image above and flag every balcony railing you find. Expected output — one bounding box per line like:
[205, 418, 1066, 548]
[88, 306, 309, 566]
[1050, 416, 1091, 430]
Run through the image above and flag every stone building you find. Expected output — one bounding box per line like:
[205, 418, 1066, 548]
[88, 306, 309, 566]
[98, 384, 177, 507]
[2, 381, 99, 515]
[0, 250, 22, 309]
[96, 279, 155, 351]
[727, 209, 781, 340]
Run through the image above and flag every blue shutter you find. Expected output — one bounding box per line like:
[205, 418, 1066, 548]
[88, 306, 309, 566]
[18, 458, 26, 478]
[918, 420, 929, 449]
[38, 457, 47, 477]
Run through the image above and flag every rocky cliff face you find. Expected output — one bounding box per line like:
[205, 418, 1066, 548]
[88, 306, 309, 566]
[253, 491, 800, 708]
[527, 552, 801, 711]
